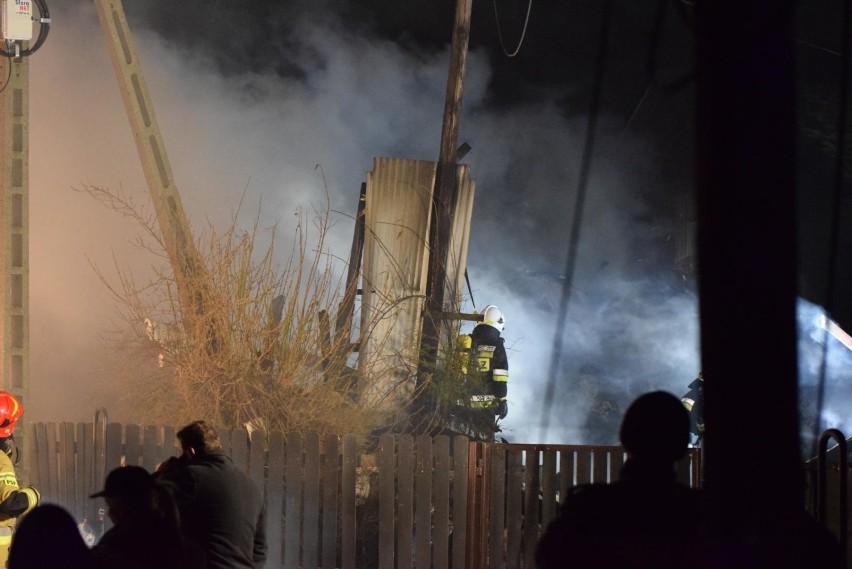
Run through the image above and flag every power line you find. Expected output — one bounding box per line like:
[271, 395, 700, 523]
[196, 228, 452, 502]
[492, 0, 533, 58]
[539, 0, 612, 441]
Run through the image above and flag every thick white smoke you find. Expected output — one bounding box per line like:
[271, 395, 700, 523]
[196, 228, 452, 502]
[26, 0, 708, 439]
[27, 0, 721, 445]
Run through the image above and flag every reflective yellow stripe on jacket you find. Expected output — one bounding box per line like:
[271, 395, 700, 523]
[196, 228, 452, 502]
[0, 472, 17, 489]
[492, 369, 509, 382]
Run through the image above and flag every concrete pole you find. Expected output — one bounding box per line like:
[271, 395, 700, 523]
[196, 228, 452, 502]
[0, 55, 29, 408]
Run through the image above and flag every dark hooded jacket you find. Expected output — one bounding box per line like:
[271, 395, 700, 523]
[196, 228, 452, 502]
[158, 452, 267, 569]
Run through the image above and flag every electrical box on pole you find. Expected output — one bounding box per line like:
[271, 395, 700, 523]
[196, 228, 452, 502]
[2, 0, 33, 41]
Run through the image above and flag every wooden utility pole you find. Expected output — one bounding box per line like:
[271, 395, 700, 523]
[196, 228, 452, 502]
[418, 0, 473, 404]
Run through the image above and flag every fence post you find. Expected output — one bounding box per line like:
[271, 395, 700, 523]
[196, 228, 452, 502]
[465, 440, 486, 569]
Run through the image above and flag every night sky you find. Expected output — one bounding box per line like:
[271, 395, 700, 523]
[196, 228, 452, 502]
[25, 0, 852, 447]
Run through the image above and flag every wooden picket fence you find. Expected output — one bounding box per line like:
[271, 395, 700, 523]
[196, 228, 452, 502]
[22, 422, 700, 569]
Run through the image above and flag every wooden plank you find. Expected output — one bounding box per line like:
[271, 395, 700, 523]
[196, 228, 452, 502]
[466, 442, 486, 569]
[25, 422, 38, 490]
[104, 423, 124, 472]
[249, 429, 265, 491]
[488, 445, 506, 569]
[74, 423, 87, 520]
[321, 434, 339, 569]
[397, 434, 414, 569]
[125, 424, 141, 466]
[303, 433, 320, 568]
[505, 449, 523, 568]
[522, 450, 540, 569]
[62, 422, 75, 512]
[266, 431, 285, 569]
[283, 432, 302, 569]
[162, 426, 177, 463]
[675, 452, 691, 486]
[34, 423, 50, 501]
[216, 427, 232, 458]
[93, 418, 107, 486]
[433, 435, 450, 569]
[452, 436, 469, 569]
[378, 434, 395, 569]
[592, 448, 608, 483]
[341, 434, 357, 569]
[46, 422, 59, 502]
[611, 448, 626, 481]
[689, 448, 702, 488]
[231, 429, 249, 473]
[575, 449, 592, 485]
[559, 449, 575, 499]
[82, 423, 94, 520]
[142, 426, 159, 472]
[415, 435, 432, 569]
[102, 423, 124, 533]
[541, 450, 558, 527]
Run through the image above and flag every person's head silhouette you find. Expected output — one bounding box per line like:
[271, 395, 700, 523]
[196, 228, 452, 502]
[8, 504, 91, 569]
[619, 391, 690, 463]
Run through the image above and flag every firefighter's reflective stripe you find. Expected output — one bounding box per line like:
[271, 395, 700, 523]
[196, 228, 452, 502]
[492, 369, 509, 382]
[18, 487, 38, 508]
[470, 394, 497, 408]
[0, 528, 10, 548]
[475, 345, 495, 372]
[0, 472, 17, 488]
[682, 397, 695, 411]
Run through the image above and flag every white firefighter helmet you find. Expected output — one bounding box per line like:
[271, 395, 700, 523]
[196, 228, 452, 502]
[481, 305, 505, 332]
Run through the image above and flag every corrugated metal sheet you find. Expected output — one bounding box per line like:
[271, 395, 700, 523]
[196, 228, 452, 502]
[359, 157, 475, 413]
[445, 164, 476, 312]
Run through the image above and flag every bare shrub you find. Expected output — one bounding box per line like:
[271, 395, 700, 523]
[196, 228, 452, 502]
[84, 183, 399, 438]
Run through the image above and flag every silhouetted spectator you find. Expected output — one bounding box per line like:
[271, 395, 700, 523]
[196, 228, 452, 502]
[8, 503, 91, 569]
[155, 420, 267, 569]
[89, 465, 205, 569]
[536, 390, 703, 569]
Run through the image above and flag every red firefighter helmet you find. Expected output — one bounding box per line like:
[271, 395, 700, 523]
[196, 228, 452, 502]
[0, 392, 23, 438]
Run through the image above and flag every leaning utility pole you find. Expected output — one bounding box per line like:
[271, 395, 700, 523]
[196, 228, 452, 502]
[94, 0, 219, 349]
[417, 0, 473, 410]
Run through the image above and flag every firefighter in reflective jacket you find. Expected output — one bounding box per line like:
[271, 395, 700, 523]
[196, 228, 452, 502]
[680, 372, 704, 446]
[0, 392, 39, 566]
[461, 305, 510, 420]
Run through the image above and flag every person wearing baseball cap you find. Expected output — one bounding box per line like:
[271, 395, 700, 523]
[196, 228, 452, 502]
[89, 466, 204, 569]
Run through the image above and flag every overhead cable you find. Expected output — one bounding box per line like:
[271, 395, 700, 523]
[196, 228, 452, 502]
[539, 0, 612, 441]
[492, 0, 533, 58]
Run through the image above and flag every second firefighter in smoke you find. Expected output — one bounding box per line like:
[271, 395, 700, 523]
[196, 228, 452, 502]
[456, 305, 510, 432]
[680, 371, 704, 446]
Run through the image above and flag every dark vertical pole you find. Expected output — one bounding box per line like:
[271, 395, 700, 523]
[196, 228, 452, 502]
[695, 0, 801, 540]
[418, 0, 473, 409]
[336, 184, 367, 343]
